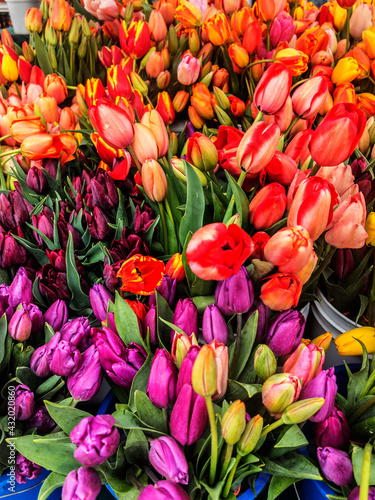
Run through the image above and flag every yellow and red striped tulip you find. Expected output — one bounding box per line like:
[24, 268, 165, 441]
[175, 0, 202, 28]
[119, 20, 151, 59]
[203, 13, 231, 46]
[274, 49, 309, 76]
[155, 91, 175, 125]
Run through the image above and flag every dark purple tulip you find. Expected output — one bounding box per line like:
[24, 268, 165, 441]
[91, 170, 119, 212]
[171, 299, 198, 342]
[9, 309, 32, 341]
[314, 405, 350, 450]
[246, 299, 270, 342]
[70, 415, 120, 467]
[176, 345, 200, 395]
[266, 310, 305, 357]
[9, 267, 33, 308]
[0, 191, 29, 230]
[22, 303, 43, 334]
[348, 486, 375, 500]
[143, 305, 157, 345]
[185, 121, 195, 140]
[300, 368, 337, 422]
[57, 219, 82, 249]
[215, 266, 254, 315]
[14, 385, 35, 421]
[317, 447, 354, 487]
[170, 384, 208, 446]
[147, 349, 177, 409]
[332, 249, 355, 281]
[0, 229, 26, 268]
[60, 317, 91, 350]
[44, 299, 68, 331]
[89, 283, 114, 322]
[149, 436, 189, 484]
[26, 166, 48, 194]
[50, 340, 83, 377]
[149, 275, 177, 307]
[138, 480, 191, 500]
[43, 158, 58, 178]
[85, 206, 112, 241]
[67, 345, 102, 401]
[31, 208, 54, 246]
[62, 467, 102, 500]
[15, 454, 42, 484]
[30, 344, 52, 377]
[0, 284, 13, 320]
[28, 405, 55, 434]
[103, 263, 119, 292]
[202, 304, 228, 345]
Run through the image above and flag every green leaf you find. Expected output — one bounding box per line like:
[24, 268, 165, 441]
[179, 161, 205, 247]
[124, 429, 149, 464]
[114, 292, 146, 349]
[66, 232, 90, 311]
[44, 401, 92, 435]
[230, 312, 258, 380]
[0, 313, 9, 366]
[267, 476, 298, 500]
[262, 453, 323, 480]
[129, 354, 152, 412]
[352, 445, 375, 485]
[37, 472, 66, 500]
[224, 172, 249, 231]
[44, 323, 55, 344]
[12, 434, 81, 475]
[12, 235, 50, 267]
[113, 409, 165, 435]
[156, 291, 173, 350]
[226, 380, 261, 402]
[134, 391, 166, 433]
[269, 425, 308, 459]
[15, 367, 40, 392]
[33, 32, 53, 75]
[347, 342, 369, 407]
[351, 417, 375, 441]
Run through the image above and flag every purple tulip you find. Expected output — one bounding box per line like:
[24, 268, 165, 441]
[91, 170, 119, 211]
[15, 454, 42, 484]
[107, 312, 117, 334]
[215, 266, 254, 315]
[246, 299, 270, 342]
[0, 229, 26, 268]
[138, 480, 191, 500]
[170, 383, 208, 446]
[176, 345, 200, 395]
[314, 405, 350, 450]
[317, 447, 354, 487]
[0, 284, 13, 320]
[14, 385, 35, 421]
[0, 191, 29, 231]
[149, 436, 189, 484]
[266, 310, 305, 357]
[9, 267, 33, 308]
[32, 208, 54, 246]
[50, 340, 83, 377]
[9, 308, 32, 342]
[348, 486, 375, 500]
[70, 415, 120, 467]
[28, 405, 55, 434]
[67, 345, 103, 401]
[26, 166, 48, 194]
[62, 467, 102, 500]
[22, 303, 43, 334]
[143, 305, 157, 345]
[300, 368, 337, 422]
[44, 299, 68, 332]
[60, 317, 91, 351]
[85, 206, 112, 241]
[270, 12, 295, 46]
[89, 283, 114, 322]
[149, 275, 177, 307]
[171, 299, 198, 342]
[202, 304, 228, 344]
[30, 343, 53, 377]
[147, 349, 177, 409]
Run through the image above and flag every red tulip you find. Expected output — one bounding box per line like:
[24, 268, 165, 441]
[119, 20, 151, 60]
[253, 63, 292, 115]
[285, 129, 314, 166]
[85, 78, 106, 108]
[117, 254, 165, 295]
[264, 150, 297, 185]
[309, 103, 366, 166]
[249, 182, 287, 230]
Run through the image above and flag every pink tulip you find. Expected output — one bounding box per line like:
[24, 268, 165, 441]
[282, 343, 325, 388]
[177, 51, 201, 86]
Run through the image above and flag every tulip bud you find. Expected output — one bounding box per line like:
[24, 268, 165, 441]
[192, 344, 217, 398]
[15, 454, 42, 485]
[11, 343, 34, 368]
[171, 298, 198, 342]
[317, 447, 354, 486]
[262, 373, 301, 415]
[60, 317, 91, 350]
[266, 310, 305, 357]
[141, 159, 168, 202]
[22, 303, 43, 334]
[254, 345, 277, 381]
[215, 267, 254, 315]
[237, 414, 263, 456]
[147, 349, 177, 409]
[67, 345, 103, 401]
[14, 384, 35, 420]
[314, 405, 350, 449]
[213, 86, 230, 111]
[62, 467, 102, 500]
[9, 309, 32, 342]
[89, 283, 114, 323]
[221, 400, 246, 445]
[50, 340, 83, 377]
[312, 332, 332, 353]
[281, 397, 325, 425]
[299, 368, 337, 422]
[26, 166, 47, 194]
[348, 486, 375, 500]
[149, 436, 189, 484]
[9, 267, 33, 308]
[202, 304, 228, 345]
[30, 343, 52, 377]
[130, 71, 148, 96]
[186, 133, 218, 172]
[138, 480, 192, 500]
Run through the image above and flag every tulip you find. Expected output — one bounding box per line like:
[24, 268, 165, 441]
[262, 373, 301, 416]
[91, 169, 119, 212]
[202, 304, 228, 345]
[117, 254, 165, 296]
[170, 298, 198, 342]
[177, 50, 200, 86]
[348, 486, 375, 500]
[131, 123, 159, 166]
[149, 436, 188, 484]
[146, 51, 165, 79]
[85, 78, 106, 108]
[287, 177, 339, 241]
[2, 54, 18, 81]
[350, 4, 373, 41]
[173, 91, 189, 113]
[44, 299, 68, 331]
[89, 284, 114, 323]
[30, 344, 52, 378]
[107, 65, 133, 102]
[260, 273, 303, 311]
[141, 159, 168, 202]
[186, 133, 218, 172]
[60, 317, 91, 350]
[147, 349, 177, 409]
[202, 13, 230, 46]
[9, 309, 32, 342]
[242, 22, 262, 54]
[149, 275, 177, 308]
[165, 254, 185, 283]
[176, 345, 200, 395]
[299, 367, 337, 422]
[15, 454, 42, 485]
[44, 74, 68, 104]
[254, 345, 277, 381]
[246, 300, 270, 342]
[26, 166, 47, 194]
[9, 267, 33, 308]
[140, 109, 169, 158]
[156, 91, 176, 125]
[0, 191, 29, 232]
[70, 415, 120, 467]
[14, 385, 35, 421]
[249, 183, 286, 230]
[171, 332, 198, 369]
[170, 383, 208, 445]
[281, 397, 325, 424]
[207, 339, 228, 401]
[237, 415, 263, 456]
[28, 405, 55, 434]
[138, 480, 192, 500]
[215, 267, 254, 315]
[10, 116, 45, 143]
[192, 344, 217, 398]
[265, 150, 297, 185]
[266, 310, 305, 357]
[283, 342, 324, 388]
[21, 133, 64, 160]
[221, 400, 246, 445]
[119, 20, 151, 59]
[292, 77, 329, 120]
[317, 447, 354, 486]
[25, 8, 43, 32]
[253, 63, 292, 115]
[50, 340, 82, 377]
[67, 345, 103, 401]
[314, 405, 350, 449]
[334, 326, 375, 355]
[62, 467, 102, 500]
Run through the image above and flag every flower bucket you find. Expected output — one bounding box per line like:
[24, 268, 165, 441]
[310, 289, 362, 366]
[0, 468, 61, 499]
[5, 0, 39, 34]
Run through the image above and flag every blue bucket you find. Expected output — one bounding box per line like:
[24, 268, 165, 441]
[0, 468, 61, 499]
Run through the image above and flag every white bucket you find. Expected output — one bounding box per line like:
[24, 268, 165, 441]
[6, 0, 38, 34]
[310, 288, 362, 366]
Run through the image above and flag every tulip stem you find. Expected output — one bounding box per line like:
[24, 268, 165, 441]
[308, 163, 321, 177]
[229, 313, 242, 379]
[359, 442, 373, 500]
[158, 202, 169, 254]
[205, 396, 218, 486]
[253, 111, 263, 125]
[259, 418, 283, 439]
[127, 145, 142, 171]
[222, 453, 241, 498]
[246, 59, 275, 70]
[345, 7, 352, 53]
[0, 134, 11, 142]
[219, 443, 234, 481]
[0, 148, 21, 159]
[284, 116, 299, 138]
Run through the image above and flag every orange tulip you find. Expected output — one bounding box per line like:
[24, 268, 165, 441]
[242, 21, 262, 55]
[148, 9, 168, 43]
[165, 253, 185, 282]
[175, 0, 202, 27]
[50, 0, 71, 31]
[188, 106, 205, 129]
[20, 133, 64, 160]
[117, 254, 165, 295]
[260, 273, 303, 311]
[358, 93, 375, 118]
[333, 84, 357, 106]
[59, 133, 77, 164]
[145, 51, 165, 79]
[258, 0, 285, 22]
[295, 27, 329, 58]
[10, 116, 45, 143]
[141, 158, 168, 202]
[363, 28, 375, 60]
[131, 123, 158, 165]
[24, 8, 43, 33]
[44, 74, 67, 104]
[351, 46, 371, 80]
[274, 49, 309, 76]
[231, 7, 255, 37]
[191, 82, 215, 120]
[34, 95, 59, 124]
[203, 13, 231, 46]
[228, 43, 249, 70]
[173, 90, 189, 112]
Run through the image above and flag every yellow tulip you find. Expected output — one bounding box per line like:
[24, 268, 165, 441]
[365, 212, 375, 246]
[363, 29, 375, 59]
[330, 1, 347, 32]
[312, 332, 333, 353]
[334, 327, 375, 355]
[1, 54, 18, 82]
[331, 57, 361, 85]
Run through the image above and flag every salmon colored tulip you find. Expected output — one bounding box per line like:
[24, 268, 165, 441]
[34, 95, 59, 124]
[274, 49, 309, 76]
[349, 4, 373, 41]
[253, 63, 292, 116]
[89, 98, 134, 151]
[249, 183, 287, 230]
[264, 226, 314, 275]
[260, 273, 303, 311]
[10, 116, 45, 143]
[59, 108, 77, 131]
[148, 9, 168, 43]
[44, 74, 67, 104]
[242, 22, 262, 55]
[84, 0, 118, 21]
[295, 252, 318, 285]
[292, 76, 328, 120]
[263, 96, 293, 133]
[50, 0, 71, 31]
[59, 133, 77, 164]
[119, 20, 151, 60]
[258, 0, 285, 22]
[146, 52, 165, 80]
[140, 110, 169, 158]
[287, 177, 339, 241]
[236, 122, 280, 176]
[117, 254, 165, 295]
[175, 0, 202, 27]
[315, 164, 356, 201]
[208, 339, 228, 401]
[20, 133, 64, 160]
[131, 123, 158, 165]
[309, 103, 366, 167]
[141, 159, 168, 202]
[24, 8, 43, 33]
[156, 91, 175, 125]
